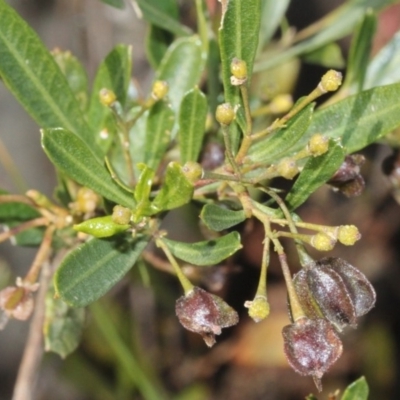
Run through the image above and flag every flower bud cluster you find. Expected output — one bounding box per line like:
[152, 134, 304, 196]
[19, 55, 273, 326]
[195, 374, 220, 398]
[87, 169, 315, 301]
[283, 257, 375, 390]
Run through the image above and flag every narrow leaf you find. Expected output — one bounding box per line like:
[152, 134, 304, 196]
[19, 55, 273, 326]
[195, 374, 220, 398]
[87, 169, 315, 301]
[249, 103, 314, 164]
[144, 100, 175, 171]
[135, 0, 191, 37]
[364, 30, 400, 89]
[287, 83, 400, 156]
[55, 236, 148, 307]
[219, 0, 261, 145]
[145, 25, 173, 69]
[99, 0, 125, 9]
[156, 36, 204, 115]
[343, 9, 377, 92]
[0, 1, 97, 152]
[88, 45, 132, 139]
[0, 191, 40, 222]
[200, 204, 246, 231]
[286, 140, 345, 210]
[302, 43, 345, 68]
[163, 232, 242, 266]
[151, 162, 193, 212]
[44, 287, 85, 358]
[179, 87, 208, 163]
[41, 128, 136, 208]
[341, 376, 369, 400]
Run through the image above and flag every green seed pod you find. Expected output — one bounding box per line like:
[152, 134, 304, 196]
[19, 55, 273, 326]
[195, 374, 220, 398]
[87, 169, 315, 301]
[151, 80, 169, 100]
[215, 103, 235, 126]
[112, 205, 132, 225]
[99, 88, 116, 106]
[308, 134, 329, 157]
[310, 232, 336, 251]
[182, 161, 203, 183]
[319, 70, 342, 92]
[73, 216, 130, 238]
[337, 225, 361, 246]
[276, 158, 299, 179]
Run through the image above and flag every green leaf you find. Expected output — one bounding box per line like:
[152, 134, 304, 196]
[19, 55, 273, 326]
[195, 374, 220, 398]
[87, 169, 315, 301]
[257, 0, 290, 50]
[306, 83, 400, 154]
[162, 232, 242, 266]
[151, 162, 194, 212]
[12, 225, 44, 247]
[133, 164, 155, 220]
[53, 49, 89, 111]
[341, 376, 369, 400]
[200, 204, 246, 231]
[286, 139, 345, 210]
[0, 1, 97, 152]
[146, 25, 173, 69]
[156, 36, 204, 116]
[179, 87, 208, 163]
[144, 100, 175, 171]
[87, 45, 132, 144]
[364, 30, 400, 89]
[55, 236, 148, 307]
[219, 0, 261, 146]
[302, 43, 345, 68]
[135, 0, 191, 37]
[344, 9, 377, 92]
[41, 128, 136, 208]
[249, 103, 315, 164]
[44, 287, 85, 358]
[0, 191, 40, 222]
[254, 0, 394, 72]
[99, 0, 125, 8]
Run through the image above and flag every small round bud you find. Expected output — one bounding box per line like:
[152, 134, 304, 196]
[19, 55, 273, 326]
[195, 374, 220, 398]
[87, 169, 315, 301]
[182, 161, 203, 183]
[244, 296, 270, 323]
[215, 103, 235, 126]
[99, 88, 117, 106]
[337, 225, 361, 246]
[230, 58, 247, 85]
[319, 70, 342, 92]
[310, 232, 336, 251]
[308, 134, 329, 156]
[269, 94, 293, 114]
[112, 205, 132, 225]
[151, 80, 169, 100]
[276, 158, 299, 180]
[76, 187, 100, 214]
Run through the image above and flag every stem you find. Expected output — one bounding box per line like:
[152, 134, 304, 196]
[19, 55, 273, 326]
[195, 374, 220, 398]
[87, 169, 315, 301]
[255, 234, 270, 297]
[0, 194, 36, 206]
[0, 218, 48, 244]
[12, 261, 52, 400]
[155, 238, 194, 295]
[105, 157, 135, 193]
[24, 225, 55, 284]
[90, 301, 165, 400]
[235, 84, 253, 164]
[221, 125, 241, 176]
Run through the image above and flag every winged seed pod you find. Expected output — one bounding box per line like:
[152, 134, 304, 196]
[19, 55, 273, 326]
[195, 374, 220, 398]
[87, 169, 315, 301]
[292, 258, 376, 331]
[175, 286, 238, 347]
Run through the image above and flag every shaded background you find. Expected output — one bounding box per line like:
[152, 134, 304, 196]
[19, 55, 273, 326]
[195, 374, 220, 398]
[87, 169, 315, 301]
[1, 0, 400, 399]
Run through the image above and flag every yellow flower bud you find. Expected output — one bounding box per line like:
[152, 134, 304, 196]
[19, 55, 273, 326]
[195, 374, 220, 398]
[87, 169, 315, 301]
[319, 70, 342, 92]
[230, 58, 247, 85]
[277, 158, 299, 180]
[337, 225, 361, 246]
[311, 232, 336, 251]
[99, 88, 117, 106]
[308, 134, 329, 156]
[269, 94, 293, 114]
[245, 296, 270, 323]
[112, 205, 132, 225]
[151, 80, 169, 100]
[182, 161, 203, 183]
[215, 103, 235, 125]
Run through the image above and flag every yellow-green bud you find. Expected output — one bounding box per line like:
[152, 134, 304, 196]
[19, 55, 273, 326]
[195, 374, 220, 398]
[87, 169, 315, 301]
[151, 80, 169, 100]
[308, 134, 329, 156]
[215, 103, 235, 125]
[182, 161, 203, 183]
[277, 158, 299, 180]
[319, 70, 342, 92]
[230, 58, 247, 85]
[112, 205, 132, 225]
[99, 88, 117, 106]
[244, 296, 270, 323]
[311, 232, 336, 251]
[73, 216, 130, 238]
[337, 225, 361, 246]
[269, 94, 293, 114]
